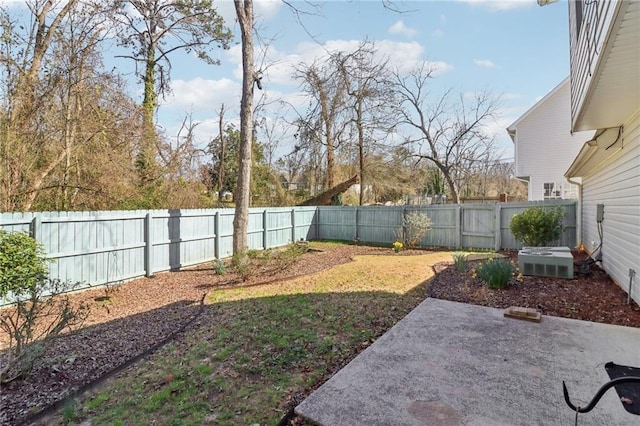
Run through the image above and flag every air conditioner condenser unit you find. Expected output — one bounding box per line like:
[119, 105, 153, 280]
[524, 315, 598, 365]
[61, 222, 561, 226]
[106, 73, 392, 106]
[518, 247, 574, 279]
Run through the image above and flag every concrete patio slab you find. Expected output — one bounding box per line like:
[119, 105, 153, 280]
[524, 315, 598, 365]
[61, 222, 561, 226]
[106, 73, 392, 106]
[296, 298, 640, 425]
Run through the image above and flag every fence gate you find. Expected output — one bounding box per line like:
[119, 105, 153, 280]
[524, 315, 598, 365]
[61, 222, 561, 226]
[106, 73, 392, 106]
[460, 205, 498, 250]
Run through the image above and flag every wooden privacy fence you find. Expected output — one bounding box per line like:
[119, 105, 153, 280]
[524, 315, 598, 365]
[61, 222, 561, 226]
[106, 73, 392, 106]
[315, 200, 576, 250]
[0, 207, 318, 303]
[0, 200, 576, 303]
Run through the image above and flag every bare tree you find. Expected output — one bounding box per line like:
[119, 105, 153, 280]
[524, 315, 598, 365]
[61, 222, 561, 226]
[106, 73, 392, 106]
[393, 63, 501, 203]
[295, 56, 350, 190]
[336, 41, 396, 205]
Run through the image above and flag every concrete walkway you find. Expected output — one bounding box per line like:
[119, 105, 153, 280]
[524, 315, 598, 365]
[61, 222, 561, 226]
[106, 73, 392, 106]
[296, 298, 640, 425]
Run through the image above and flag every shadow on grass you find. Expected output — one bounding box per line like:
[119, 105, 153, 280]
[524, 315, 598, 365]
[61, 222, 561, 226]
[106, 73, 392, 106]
[2, 278, 434, 426]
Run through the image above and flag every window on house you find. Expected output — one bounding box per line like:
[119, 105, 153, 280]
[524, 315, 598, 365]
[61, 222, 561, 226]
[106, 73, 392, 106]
[544, 182, 562, 200]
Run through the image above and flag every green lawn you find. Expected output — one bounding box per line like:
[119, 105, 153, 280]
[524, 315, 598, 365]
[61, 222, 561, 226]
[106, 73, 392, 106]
[55, 247, 451, 425]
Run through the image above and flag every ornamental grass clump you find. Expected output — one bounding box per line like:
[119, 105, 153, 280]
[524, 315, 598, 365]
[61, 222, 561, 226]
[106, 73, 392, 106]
[474, 258, 516, 289]
[452, 252, 467, 272]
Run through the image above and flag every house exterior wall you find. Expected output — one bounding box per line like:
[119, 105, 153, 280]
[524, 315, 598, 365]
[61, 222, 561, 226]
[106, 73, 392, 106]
[568, 0, 618, 128]
[511, 81, 592, 201]
[580, 109, 640, 303]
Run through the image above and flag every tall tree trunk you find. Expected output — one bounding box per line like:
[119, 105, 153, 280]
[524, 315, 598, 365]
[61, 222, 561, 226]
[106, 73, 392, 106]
[217, 104, 226, 200]
[138, 44, 159, 185]
[233, 0, 254, 255]
[356, 100, 364, 206]
[441, 166, 460, 204]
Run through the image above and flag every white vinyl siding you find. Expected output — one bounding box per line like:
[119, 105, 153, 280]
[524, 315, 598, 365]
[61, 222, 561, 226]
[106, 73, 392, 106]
[569, 0, 618, 127]
[581, 109, 640, 304]
[510, 80, 592, 201]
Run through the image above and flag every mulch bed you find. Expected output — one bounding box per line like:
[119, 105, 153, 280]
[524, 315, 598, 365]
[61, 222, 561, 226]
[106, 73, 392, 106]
[427, 250, 640, 328]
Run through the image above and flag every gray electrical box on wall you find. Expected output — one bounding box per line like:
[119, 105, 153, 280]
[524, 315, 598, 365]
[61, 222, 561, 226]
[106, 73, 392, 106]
[596, 204, 604, 223]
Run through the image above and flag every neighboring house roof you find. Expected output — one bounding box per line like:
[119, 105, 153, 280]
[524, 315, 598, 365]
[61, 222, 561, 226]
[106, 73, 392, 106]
[506, 77, 570, 141]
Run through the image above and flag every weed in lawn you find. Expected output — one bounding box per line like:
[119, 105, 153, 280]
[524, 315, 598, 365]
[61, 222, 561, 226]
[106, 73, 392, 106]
[62, 401, 76, 423]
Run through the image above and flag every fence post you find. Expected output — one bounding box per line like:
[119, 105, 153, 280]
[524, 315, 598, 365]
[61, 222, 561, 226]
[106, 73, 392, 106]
[494, 204, 502, 252]
[145, 212, 154, 277]
[263, 209, 268, 250]
[291, 208, 296, 242]
[214, 211, 220, 259]
[315, 208, 320, 240]
[30, 214, 42, 242]
[402, 206, 407, 243]
[455, 205, 462, 249]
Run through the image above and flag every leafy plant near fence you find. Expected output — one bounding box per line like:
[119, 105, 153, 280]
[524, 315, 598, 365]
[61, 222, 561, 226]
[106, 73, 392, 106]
[397, 211, 432, 248]
[510, 206, 565, 247]
[0, 230, 89, 384]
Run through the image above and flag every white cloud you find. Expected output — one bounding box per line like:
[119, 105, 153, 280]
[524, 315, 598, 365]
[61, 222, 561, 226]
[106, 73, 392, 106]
[433, 29, 445, 38]
[474, 59, 496, 68]
[161, 78, 241, 111]
[388, 20, 419, 38]
[458, 0, 535, 11]
[255, 0, 282, 20]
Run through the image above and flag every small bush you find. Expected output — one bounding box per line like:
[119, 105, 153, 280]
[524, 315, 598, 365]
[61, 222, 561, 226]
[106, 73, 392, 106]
[212, 258, 225, 275]
[0, 230, 88, 384]
[452, 252, 467, 272]
[273, 242, 308, 271]
[392, 241, 404, 253]
[231, 252, 252, 281]
[510, 206, 565, 247]
[474, 258, 516, 289]
[397, 211, 432, 248]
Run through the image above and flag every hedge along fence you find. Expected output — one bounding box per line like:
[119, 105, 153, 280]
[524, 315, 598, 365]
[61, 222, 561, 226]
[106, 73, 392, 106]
[0, 200, 576, 304]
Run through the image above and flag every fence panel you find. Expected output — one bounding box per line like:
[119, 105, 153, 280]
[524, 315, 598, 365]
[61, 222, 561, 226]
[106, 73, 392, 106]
[357, 207, 402, 244]
[408, 205, 459, 248]
[316, 207, 357, 241]
[293, 207, 318, 241]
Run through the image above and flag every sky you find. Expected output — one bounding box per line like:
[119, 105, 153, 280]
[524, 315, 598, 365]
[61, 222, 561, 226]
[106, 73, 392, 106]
[1, 0, 573, 163]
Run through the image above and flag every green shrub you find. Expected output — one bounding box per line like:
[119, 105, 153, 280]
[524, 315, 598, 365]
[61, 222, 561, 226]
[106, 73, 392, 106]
[474, 258, 516, 289]
[452, 252, 467, 272]
[0, 230, 47, 297]
[509, 206, 565, 247]
[0, 230, 88, 384]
